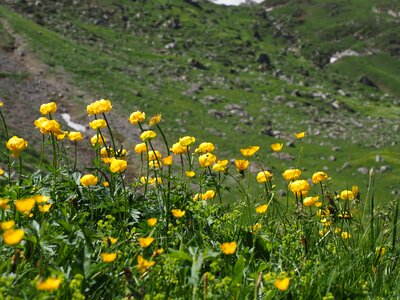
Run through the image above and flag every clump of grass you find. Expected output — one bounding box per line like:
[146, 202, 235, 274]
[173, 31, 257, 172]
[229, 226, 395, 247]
[0, 99, 399, 299]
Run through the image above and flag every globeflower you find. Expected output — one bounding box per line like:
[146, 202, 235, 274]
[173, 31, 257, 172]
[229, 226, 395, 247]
[87, 99, 112, 116]
[101, 252, 118, 263]
[234, 159, 249, 171]
[220, 241, 237, 255]
[312, 171, 329, 184]
[129, 111, 146, 125]
[2, 228, 24, 246]
[34, 117, 49, 134]
[138, 237, 155, 248]
[0, 198, 9, 210]
[15, 198, 36, 213]
[147, 218, 157, 227]
[171, 209, 185, 218]
[134, 143, 147, 154]
[179, 136, 196, 147]
[147, 150, 162, 161]
[282, 169, 301, 181]
[136, 255, 155, 273]
[240, 146, 259, 157]
[6, 136, 28, 158]
[202, 190, 215, 200]
[0, 220, 15, 231]
[289, 180, 310, 197]
[186, 171, 195, 178]
[271, 143, 283, 152]
[162, 155, 173, 166]
[140, 130, 156, 141]
[274, 277, 290, 291]
[340, 190, 355, 200]
[89, 119, 107, 130]
[195, 142, 215, 153]
[255, 204, 268, 214]
[37, 277, 63, 291]
[90, 134, 106, 146]
[199, 153, 216, 168]
[295, 132, 305, 139]
[110, 159, 127, 173]
[41, 119, 61, 134]
[212, 160, 229, 172]
[38, 204, 52, 213]
[80, 174, 98, 187]
[149, 114, 161, 126]
[39, 102, 57, 115]
[170, 142, 187, 154]
[68, 131, 83, 141]
[256, 171, 273, 183]
[303, 196, 319, 207]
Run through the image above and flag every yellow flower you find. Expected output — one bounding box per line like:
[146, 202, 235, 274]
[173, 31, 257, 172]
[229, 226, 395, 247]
[103, 237, 117, 245]
[352, 185, 359, 199]
[255, 204, 268, 214]
[147, 218, 157, 227]
[186, 171, 195, 178]
[149, 160, 161, 169]
[148, 150, 162, 161]
[212, 160, 229, 172]
[2, 228, 24, 245]
[34, 117, 49, 134]
[170, 142, 187, 154]
[312, 172, 329, 184]
[101, 252, 118, 263]
[1, 220, 15, 231]
[38, 204, 52, 213]
[153, 248, 164, 256]
[199, 153, 217, 168]
[271, 143, 283, 152]
[37, 277, 62, 291]
[162, 155, 173, 166]
[288, 180, 310, 197]
[110, 159, 128, 173]
[274, 277, 290, 291]
[129, 111, 146, 125]
[195, 142, 215, 153]
[134, 143, 147, 154]
[202, 190, 215, 200]
[341, 232, 351, 239]
[234, 159, 249, 171]
[148, 114, 161, 126]
[0, 100, 3, 107]
[68, 131, 83, 141]
[282, 169, 302, 181]
[89, 119, 107, 130]
[138, 236, 155, 248]
[179, 136, 196, 147]
[295, 132, 305, 139]
[0, 198, 9, 210]
[240, 146, 260, 157]
[303, 196, 319, 207]
[0, 168, 4, 176]
[340, 190, 355, 200]
[140, 130, 156, 141]
[80, 174, 98, 187]
[171, 209, 185, 218]
[220, 241, 237, 255]
[41, 119, 61, 134]
[90, 134, 106, 146]
[136, 255, 155, 273]
[39, 102, 57, 115]
[6, 136, 28, 158]
[87, 99, 112, 116]
[256, 171, 273, 183]
[55, 131, 68, 140]
[103, 181, 109, 187]
[252, 223, 262, 233]
[15, 198, 36, 213]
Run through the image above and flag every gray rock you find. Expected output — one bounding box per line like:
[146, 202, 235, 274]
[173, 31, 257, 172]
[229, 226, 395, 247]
[357, 167, 369, 174]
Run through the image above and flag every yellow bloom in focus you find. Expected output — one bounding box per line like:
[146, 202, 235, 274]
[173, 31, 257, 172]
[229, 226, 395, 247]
[288, 180, 310, 197]
[0, 198, 9, 210]
[148, 114, 161, 126]
[199, 153, 217, 168]
[68, 131, 83, 141]
[295, 132, 305, 139]
[240, 146, 259, 157]
[140, 130, 156, 141]
[149, 160, 161, 169]
[39, 102, 57, 115]
[340, 190, 355, 200]
[186, 171, 195, 178]
[256, 171, 273, 183]
[195, 142, 215, 153]
[134, 143, 147, 154]
[110, 159, 128, 173]
[256, 204, 268, 214]
[41, 119, 61, 134]
[341, 232, 351, 239]
[87, 99, 112, 116]
[37, 277, 63, 291]
[138, 236, 155, 248]
[89, 119, 107, 130]
[80, 174, 98, 187]
[170, 142, 187, 154]
[274, 277, 290, 291]
[303, 196, 319, 207]
[129, 111, 146, 125]
[171, 209, 185, 218]
[6, 136, 28, 158]
[34, 195, 52, 205]
[1, 220, 15, 231]
[220, 241, 237, 255]
[147, 218, 157, 227]
[90, 134, 106, 146]
[202, 190, 215, 200]
[212, 160, 229, 172]
[271, 143, 283, 152]
[2, 228, 24, 246]
[282, 169, 302, 181]
[55, 131, 68, 140]
[312, 172, 329, 184]
[148, 150, 162, 161]
[15, 198, 35, 213]
[34, 117, 49, 133]
[163, 155, 173, 166]
[136, 255, 155, 273]
[101, 252, 118, 263]
[0, 168, 4, 176]
[38, 204, 52, 213]
[179, 136, 196, 147]
[234, 159, 249, 171]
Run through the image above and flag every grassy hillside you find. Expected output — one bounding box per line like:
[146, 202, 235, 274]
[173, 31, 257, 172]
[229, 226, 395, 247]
[0, 0, 399, 200]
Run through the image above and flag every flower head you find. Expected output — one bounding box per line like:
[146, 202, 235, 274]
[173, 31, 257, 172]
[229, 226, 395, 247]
[202, 190, 215, 200]
[199, 153, 217, 168]
[101, 252, 118, 263]
[147, 150, 162, 161]
[80, 174, 98, 187]
[303, 196, 319, 207]
[295, 132, 305, 139]
[256, 171, 273, 183]
[39, 102, 57, 115]
[87, 99, 112, 116]
[37, 277, 62, 291]
[234, 159, 249, 171]
[129, 111, 146, 125]
[240, 146, 259, 157]
[140, 130, 156, 141]
[282, 169, 302, 181]
[147, 218, 157, 227]
[68, 131, 83, 141]
[110, 159, 127, 173]
[6, 136, 28, 158]
[0, 198, 9, 210]
[220, 241, 237, 255]
[149, 114, 161, 126]
[89, 119, 107, 130]
[170, 142, 187, 154]
[195, 142, 215, 153]
[312, 172, 329, 184]
[179, 136, 196, 147]
[90, 134, 106, 146]
[288, 180, 310, 197]
[1, 220, 15, 231]
[15, 198, 35, 213]
[340, 190, 355, 200]
[136, 255, 155, 273]
[271, 143, 283, 152]
[212, 160, 229, 172]
[134, 143, 147, 154]
[256, 204, 268, 214]
[2, 228, 24, 246]
[171, 209, 185, 218]
[162, 155, 173, 166]
[274, 277, 290, 291]
[138, 237, 155, 248]
[38, 204, 52, 213]
[41, 119, 61, 134]
[186, 170, 195, 178]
